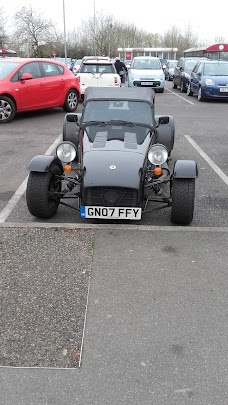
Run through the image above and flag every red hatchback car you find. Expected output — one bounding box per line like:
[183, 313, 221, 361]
[0, 57, 81, 123]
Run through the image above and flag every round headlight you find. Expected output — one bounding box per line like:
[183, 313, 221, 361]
[56, 142, 77, 163]
[148, 144, 168, 165]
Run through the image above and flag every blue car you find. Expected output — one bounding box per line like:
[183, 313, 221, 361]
[187, 60, 228, 101]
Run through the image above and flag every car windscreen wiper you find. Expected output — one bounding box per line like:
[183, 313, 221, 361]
[108, 120, 135, 127]
[82, 121, 107, 126]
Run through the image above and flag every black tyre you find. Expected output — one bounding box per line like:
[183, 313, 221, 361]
[187, 84, 193, 96]
[197, 87, 204, 102]
[63, 115, 79, 147]
[180, 80, 186, 93]
[173, 81, 177, 89]
[26, 164, 62, 219]
[0, 96, 16, 123]
[171, 178, 195, 225]
[158, 88, 164, 93]
[63, 89, 79, 112]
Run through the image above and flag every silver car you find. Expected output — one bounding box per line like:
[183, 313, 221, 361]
[128, 56, 165, 93]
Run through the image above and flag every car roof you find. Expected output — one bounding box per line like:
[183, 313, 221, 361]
[201, 60, 228, 63]
[0, 57, 66, 66]
[181, 56, 208, 60]
[133, 56, 159, 59]
[83, 59, 113, 65]
[84, 87, 155, 105]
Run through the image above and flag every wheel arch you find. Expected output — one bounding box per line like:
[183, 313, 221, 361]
[173, 159, 198, 178]
[0, 93, 17, 110]
[27, 155, 63, 173]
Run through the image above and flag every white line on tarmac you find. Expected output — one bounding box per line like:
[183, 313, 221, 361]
[0, 133, 62, 223]
[165, 87, 195, 105]
[185, 135, 228, 186]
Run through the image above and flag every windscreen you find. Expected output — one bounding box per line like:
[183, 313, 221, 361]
[81, 64, 114, 74]
[83, 100, 154, 126]
[203, 62, 228, 76]
[0, 61, 20, 79]
[132, 59, 161, 69]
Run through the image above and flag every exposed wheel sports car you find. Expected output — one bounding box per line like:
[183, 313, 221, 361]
[26, 87, 198, 225]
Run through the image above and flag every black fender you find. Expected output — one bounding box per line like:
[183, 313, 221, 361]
[155, 115, 175, 154]
[173, 159, 198, 178]
[27, 155, 63, 173]
[63, 113, 81, 146]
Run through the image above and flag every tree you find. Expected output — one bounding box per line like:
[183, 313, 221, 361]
[0, 8, 8, 48]
[13, 5, 56, 57]
[161, 24, 199, 58]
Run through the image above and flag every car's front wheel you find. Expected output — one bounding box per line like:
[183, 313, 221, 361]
[197, 87, 205, 102]
[63, 89, 79, 112]
[187, 84, 193, 96]
[0, 96, 16, 123]
[26, 164, 62, 218]
[171, 178, 195, 225]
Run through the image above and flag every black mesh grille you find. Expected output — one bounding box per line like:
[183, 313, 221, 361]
[84, 187, 138, 207]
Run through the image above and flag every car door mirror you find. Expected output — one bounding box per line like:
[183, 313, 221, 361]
[158, 116, 169, 125]
[20, 73, 33, 81]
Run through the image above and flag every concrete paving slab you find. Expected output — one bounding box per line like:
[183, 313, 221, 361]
[0, 227, 94, 368]
[0, 226, 228, 405]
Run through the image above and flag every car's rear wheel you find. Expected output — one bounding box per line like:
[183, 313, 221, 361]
[197, 87, 204, 101]
[0, 96, 16, 123]
[26, 164, 62, 218]
[171, 178, 195, 225]
[63, 89, 79, 112]
[187, 84, 193, 96]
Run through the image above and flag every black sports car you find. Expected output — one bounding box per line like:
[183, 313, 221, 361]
[26, 87, 198, 224]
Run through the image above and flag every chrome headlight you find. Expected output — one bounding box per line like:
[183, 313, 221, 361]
[56, 142, 77, 163]
[148, 144, 168, 165]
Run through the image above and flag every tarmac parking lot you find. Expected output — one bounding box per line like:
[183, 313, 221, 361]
[0, 81, 228, 404]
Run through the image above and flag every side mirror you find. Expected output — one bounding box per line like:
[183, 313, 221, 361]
[66, 113, 82, 125]
[20, 73, 33, 81]
[158, 116, 169, 125]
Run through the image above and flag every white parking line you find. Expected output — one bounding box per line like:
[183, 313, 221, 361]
[0, 134, 62, 223]
[165, 87, 195, 105]
[185, 135, 228, 186]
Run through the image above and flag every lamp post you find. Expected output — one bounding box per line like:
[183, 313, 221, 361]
[93, 0, 96, 56]
[63, 0, 67, 63]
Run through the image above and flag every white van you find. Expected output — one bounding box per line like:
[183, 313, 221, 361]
[128, 56, 165, 93]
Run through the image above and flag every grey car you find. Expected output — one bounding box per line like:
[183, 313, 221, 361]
[26, 87, 198, 225]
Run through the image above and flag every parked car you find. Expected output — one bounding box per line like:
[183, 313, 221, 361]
[72, 59, 82, 75]
[0, 57, 80, 123]
[76, 59, 121, 98]
[52, 57, 74, 71]
[26, 86, 198, 225]
[173, 57, 208, 92]
[187, 60, 228, 101]
[164, 60, 178, 81]
[128, 56, 165, 93]
[124, 59, 132, 70]
[74, 56, 111, 74]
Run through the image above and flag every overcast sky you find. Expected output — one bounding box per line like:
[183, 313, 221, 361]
[4, 0, 228, 44]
